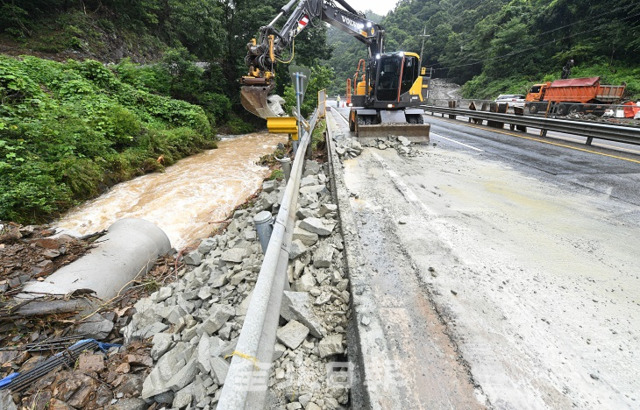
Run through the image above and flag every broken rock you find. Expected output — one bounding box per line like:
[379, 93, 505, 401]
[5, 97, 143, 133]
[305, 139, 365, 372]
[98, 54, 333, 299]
[299, 217, 335, 236]
[313, 244, 334, 268]
[221, 248, 247, 263]
[318, 334, 344, 358]
[281, 291, 324, 338]
[210, 357, 230, 385]
[289, 239, 308, 260]
[77, 353, 105, 372]
[277, 320, 309, 350]
[294, 272, 316, 292]
[200, 304, 235, 336]
[293, 227, 319, 247]
[183, 251, 202, 266]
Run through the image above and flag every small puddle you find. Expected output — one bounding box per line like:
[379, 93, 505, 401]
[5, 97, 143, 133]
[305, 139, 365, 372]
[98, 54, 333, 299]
[55, 133, 286, 249]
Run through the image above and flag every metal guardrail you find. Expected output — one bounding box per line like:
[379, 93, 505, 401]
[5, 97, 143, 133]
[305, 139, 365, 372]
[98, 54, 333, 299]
[218, 108, 320, 409]
[424, 106, 640, 146]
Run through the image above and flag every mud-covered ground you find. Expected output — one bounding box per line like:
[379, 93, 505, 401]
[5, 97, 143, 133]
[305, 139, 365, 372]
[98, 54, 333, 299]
[0, 222, 182, 409]
[333, 109, 640, 409]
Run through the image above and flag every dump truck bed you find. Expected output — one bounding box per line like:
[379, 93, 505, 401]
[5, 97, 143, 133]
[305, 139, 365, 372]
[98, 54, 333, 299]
[545, 77, 626, 104]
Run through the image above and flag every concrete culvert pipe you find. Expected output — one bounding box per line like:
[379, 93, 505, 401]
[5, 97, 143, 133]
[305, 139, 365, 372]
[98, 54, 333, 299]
[20, 218, 171, 300]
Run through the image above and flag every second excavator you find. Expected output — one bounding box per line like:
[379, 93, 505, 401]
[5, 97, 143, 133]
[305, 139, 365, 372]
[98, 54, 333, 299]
[240, 0, 430, 140]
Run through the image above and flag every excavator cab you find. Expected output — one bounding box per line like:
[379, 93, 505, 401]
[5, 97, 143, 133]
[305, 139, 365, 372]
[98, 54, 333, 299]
[372, 52, 422, 105]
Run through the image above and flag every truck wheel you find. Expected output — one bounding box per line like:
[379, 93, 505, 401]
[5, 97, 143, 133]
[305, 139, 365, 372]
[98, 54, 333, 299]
[528, 105, 538, 114]
[569, 105, 581, 114]
[557, 104, 569, 116]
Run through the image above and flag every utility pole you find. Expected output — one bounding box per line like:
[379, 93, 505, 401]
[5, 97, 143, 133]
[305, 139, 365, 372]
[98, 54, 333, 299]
[419, 26, 431, 66]
[419, 26, 432, 102]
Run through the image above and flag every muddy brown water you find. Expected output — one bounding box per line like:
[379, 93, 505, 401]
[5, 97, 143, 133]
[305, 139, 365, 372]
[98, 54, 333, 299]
[55, 133, 286, 249]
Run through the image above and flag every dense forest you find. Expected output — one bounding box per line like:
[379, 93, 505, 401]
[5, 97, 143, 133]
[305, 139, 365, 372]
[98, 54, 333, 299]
[1, 0, 639, 222]
[328, 0, 640, 98]
[0, 0, 329, 222]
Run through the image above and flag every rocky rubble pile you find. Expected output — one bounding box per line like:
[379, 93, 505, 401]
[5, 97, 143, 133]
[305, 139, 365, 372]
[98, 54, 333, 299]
[268, 162, 350, 409]
[331, 126, 422, 159]
[358, 136, 424, 157]
[121, 159, 352, 409]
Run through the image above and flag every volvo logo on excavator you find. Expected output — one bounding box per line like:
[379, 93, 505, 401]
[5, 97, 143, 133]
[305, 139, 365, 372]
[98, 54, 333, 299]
[341, 15, 363, 30]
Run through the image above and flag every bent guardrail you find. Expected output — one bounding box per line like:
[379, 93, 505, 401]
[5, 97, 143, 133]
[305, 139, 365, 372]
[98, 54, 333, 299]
[424, 106, 640, 146]
[218, 108, 320, 409]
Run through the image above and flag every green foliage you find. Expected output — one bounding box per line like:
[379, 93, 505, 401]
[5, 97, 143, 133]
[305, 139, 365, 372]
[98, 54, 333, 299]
[462, 74, 531, 99]
[226, 114, 256, 135]
[268, 169, 284, 181]
[0, 54, 217, 223]
[311, 120, 326, 151]
[114, 58, 171, 94]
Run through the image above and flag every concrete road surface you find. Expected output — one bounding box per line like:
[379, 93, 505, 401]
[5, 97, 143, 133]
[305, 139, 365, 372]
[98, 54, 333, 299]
[330, 111, 640, 409]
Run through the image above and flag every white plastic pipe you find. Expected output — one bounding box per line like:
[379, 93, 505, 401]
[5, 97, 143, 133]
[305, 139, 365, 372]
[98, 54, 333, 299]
[20, 218, 171, 300]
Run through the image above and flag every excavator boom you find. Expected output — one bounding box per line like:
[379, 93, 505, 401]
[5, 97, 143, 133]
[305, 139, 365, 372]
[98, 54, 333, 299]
[241, 0, 429, 143]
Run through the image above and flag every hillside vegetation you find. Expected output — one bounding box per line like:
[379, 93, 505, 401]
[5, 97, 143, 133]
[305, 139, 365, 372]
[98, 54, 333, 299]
[0, 0, 329, 223]
[0, 55, 219, 223]
[0, 0, 329, 105]
[327, 0, 640, 99]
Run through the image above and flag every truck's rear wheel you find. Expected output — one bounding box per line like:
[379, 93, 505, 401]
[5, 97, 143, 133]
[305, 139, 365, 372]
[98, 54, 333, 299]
[569, 105, 581, 114]
[528, 104, 538, 114]
[557, 104, 569, 116]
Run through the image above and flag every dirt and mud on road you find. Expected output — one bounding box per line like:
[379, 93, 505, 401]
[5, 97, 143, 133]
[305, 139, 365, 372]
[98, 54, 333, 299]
[331, 111, 640, 409]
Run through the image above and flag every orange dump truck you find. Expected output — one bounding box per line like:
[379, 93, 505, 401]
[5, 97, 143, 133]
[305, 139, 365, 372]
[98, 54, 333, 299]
[525, 77, 626, 115]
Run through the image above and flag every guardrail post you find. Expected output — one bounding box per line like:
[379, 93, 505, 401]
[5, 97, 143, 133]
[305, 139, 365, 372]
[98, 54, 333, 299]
[448, 100, 457, 119]
[253, 211, 274, 254]
[277, 157, 292, 182]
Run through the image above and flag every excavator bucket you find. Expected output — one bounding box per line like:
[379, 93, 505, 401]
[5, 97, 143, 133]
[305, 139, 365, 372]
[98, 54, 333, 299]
[357, 123, 430, 142]
[354, 110, 430, 143]
[241, 85, 284, 119]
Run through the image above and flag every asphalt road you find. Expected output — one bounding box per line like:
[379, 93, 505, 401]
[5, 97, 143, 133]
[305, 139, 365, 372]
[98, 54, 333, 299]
[330, 109, 640, 409]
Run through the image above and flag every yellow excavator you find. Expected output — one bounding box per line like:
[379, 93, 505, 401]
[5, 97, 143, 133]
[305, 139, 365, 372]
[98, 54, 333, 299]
[240, 0, 430, 140]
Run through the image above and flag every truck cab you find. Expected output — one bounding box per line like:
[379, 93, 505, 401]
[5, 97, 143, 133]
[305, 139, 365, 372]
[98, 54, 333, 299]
[525, 83, 550, 102]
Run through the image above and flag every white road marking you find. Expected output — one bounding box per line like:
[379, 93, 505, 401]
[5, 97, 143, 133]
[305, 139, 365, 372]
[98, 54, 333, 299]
[371, 152, 436, 217]
[431, 132, 484, 152]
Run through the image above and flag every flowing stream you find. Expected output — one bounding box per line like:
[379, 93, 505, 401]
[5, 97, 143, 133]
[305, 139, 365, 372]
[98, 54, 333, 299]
[55, 133, 286, 249]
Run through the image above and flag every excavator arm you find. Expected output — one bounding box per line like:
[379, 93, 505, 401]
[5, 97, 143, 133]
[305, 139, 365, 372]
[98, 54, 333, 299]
[240, 0, 384, 118]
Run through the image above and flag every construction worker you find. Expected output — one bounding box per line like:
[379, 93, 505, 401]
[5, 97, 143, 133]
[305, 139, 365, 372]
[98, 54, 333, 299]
[336, 95, 341, 107]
